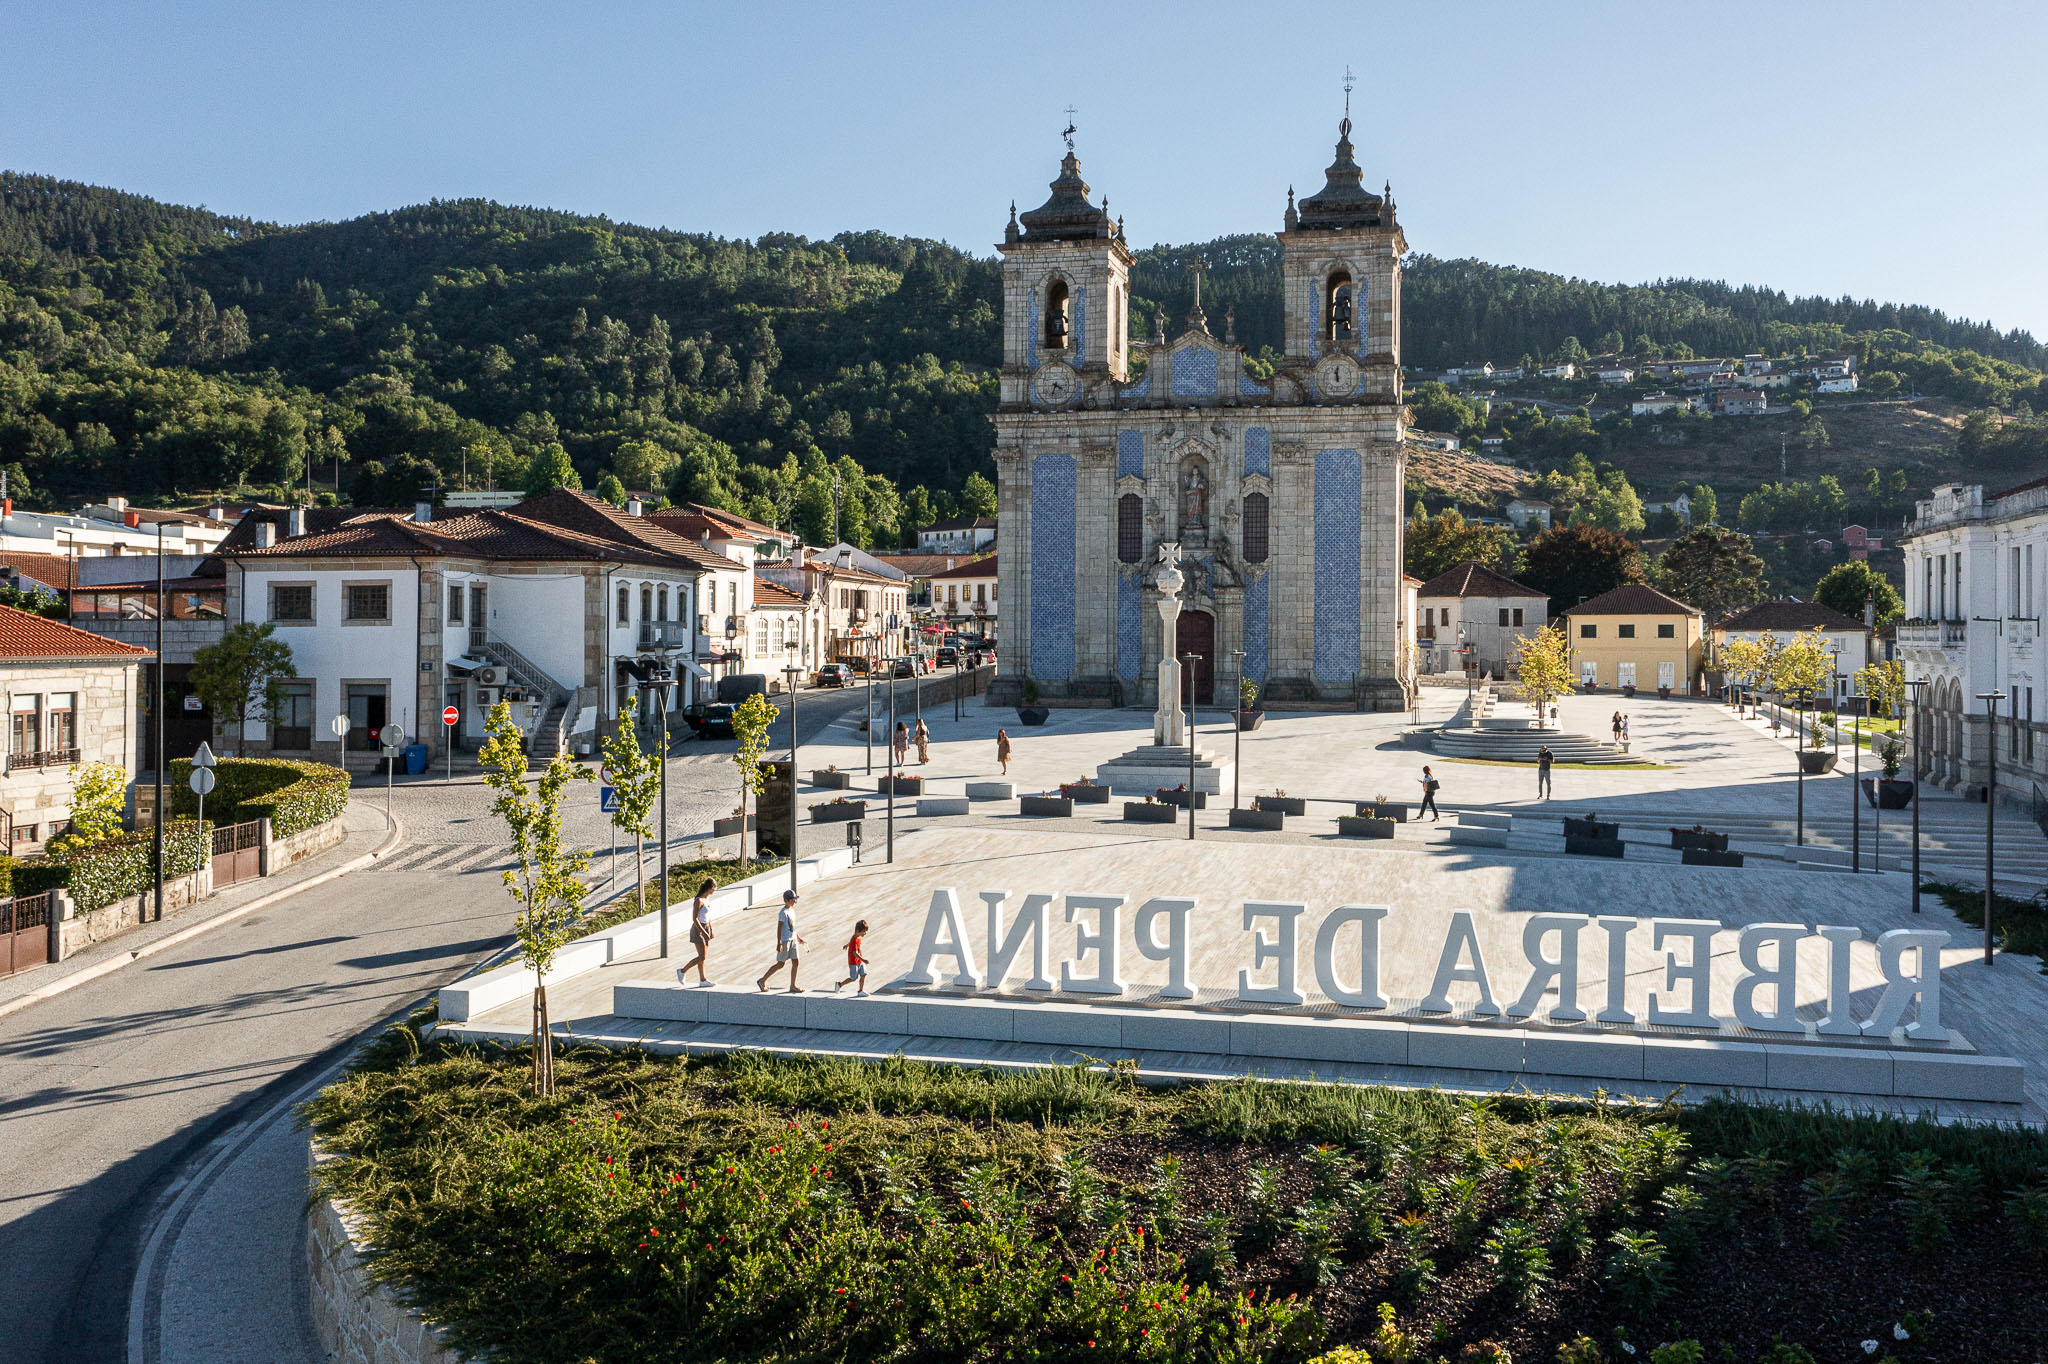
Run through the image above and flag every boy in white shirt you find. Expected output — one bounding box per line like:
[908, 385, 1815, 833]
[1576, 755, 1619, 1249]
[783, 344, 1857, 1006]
[756, 890, 805, 993]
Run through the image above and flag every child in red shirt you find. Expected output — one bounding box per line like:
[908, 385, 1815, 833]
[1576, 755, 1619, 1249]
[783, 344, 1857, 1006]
[835, 920, 869, 995]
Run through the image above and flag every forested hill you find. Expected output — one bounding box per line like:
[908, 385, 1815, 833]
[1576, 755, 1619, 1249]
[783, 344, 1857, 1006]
[1, 171, 2042, 547]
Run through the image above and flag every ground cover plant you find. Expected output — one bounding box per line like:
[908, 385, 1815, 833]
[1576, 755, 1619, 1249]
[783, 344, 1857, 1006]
[1921, 880, 2048, 971]
[307, 1024, 2048, 1364]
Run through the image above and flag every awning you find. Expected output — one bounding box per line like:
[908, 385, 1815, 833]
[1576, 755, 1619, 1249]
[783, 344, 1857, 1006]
[682, 659, 713, 682]
[444, 655, 489, 676]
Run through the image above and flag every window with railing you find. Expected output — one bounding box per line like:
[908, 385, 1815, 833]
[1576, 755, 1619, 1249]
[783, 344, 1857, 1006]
[10, 695, 37, 760]
[45, 693, 74, 753]
[344, 582, 390, 623]
[270, 583, 313, 623]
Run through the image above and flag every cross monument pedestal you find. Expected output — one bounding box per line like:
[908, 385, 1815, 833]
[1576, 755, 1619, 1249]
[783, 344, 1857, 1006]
[1097, 542, 1233, 795]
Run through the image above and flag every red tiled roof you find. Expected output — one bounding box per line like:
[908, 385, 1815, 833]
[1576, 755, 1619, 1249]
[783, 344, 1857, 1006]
[0, 552, 92, 591]
[0, 604, 152, 661]
[869, 553, 964, 578]
[1415, 561, 1544, 601]
[1716, 599, 1871, 633]
[1568, 583, 1701, 617]
[925, 555, 996, 581]
[752, 580, 807, 608]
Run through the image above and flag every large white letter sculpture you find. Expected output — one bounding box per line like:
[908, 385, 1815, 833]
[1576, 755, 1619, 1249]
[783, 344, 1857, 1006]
[1313, 905, 1390, 1009]
[983, 890, 1054, 992]
[1238, 902, 1306, 1004]
[1421, 910, 1500, 1015]
[1061, 894, 1127, 995]
[904, 888, 981, 987]
[1133, 897, 1197, 999]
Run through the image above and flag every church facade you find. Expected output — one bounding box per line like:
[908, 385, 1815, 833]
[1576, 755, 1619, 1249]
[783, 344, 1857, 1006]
[988, 114, 1414, 713]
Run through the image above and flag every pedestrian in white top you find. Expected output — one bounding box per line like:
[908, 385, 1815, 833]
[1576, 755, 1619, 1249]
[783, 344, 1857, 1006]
[677, 877, 717, 986]
[756, 889, 805, 993]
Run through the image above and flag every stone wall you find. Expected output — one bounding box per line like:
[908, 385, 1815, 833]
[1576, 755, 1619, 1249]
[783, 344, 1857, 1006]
[267, 812, 348, 872]
[307, 1144, 464, 1364]
[54, 869, 208, 959]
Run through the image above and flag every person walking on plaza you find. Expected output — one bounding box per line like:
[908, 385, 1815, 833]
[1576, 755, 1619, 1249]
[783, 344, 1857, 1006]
[835, 919, 870, 995]
[1536, 745, 1553, 801]
[996, 728, 1012, 775]
[893, 721, 910, 767]
[1418, 764, 1441, 821]
[677, 877, 717, 986]
[1611, 711, 1624, 746]
[914, 718, 931, 765]
[756, 889, 804, 993]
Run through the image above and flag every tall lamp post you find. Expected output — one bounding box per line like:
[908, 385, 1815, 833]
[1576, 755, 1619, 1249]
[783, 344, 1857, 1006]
[863, 643, 875, 775]
[885, 654, 898, 863]
[651, 666, 674, 954]
[1183, 652, 1202, 841]
[782, 647, 803, 899]
[150, 521, 184, 923]
[1230, 647, 1245, 814]
[1905, 676, 1929, 913]
[1794, 687, 1811, 846]
[1976, 688, 2006, 966]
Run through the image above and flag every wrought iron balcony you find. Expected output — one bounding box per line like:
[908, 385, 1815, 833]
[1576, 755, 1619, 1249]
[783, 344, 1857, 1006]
[6, 747, 81, 773]
[639, 620, 691, 650]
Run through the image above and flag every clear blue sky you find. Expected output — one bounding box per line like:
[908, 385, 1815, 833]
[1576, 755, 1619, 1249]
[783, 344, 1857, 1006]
[7, 1, 2046, 341]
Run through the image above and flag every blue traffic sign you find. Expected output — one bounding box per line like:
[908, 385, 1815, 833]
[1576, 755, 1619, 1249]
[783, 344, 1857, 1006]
[599, 785, 619, 812]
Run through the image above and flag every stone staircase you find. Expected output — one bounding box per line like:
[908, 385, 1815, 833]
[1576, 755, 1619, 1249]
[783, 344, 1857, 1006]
[1429, 728, 1635, 764]
[479, 637, 573, 757]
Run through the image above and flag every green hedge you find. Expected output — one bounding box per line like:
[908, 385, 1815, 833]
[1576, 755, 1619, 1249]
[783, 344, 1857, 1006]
[17, 820, 210, 912]
[169, 757, 350, 838]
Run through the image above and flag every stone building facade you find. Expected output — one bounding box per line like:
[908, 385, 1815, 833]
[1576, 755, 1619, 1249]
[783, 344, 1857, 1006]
[988, 113, 1412, 712]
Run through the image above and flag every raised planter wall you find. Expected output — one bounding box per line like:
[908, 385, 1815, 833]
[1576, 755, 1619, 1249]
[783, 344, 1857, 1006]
[1019, 795, 1074, 817]
[1565, 835, 1627, 859]
[1060, 783, 1111, 804]
[1123, 802, 1178, 823]
[1228, 807, 1286, 831]
[1336, 815, 1396, 839]
[1253, 796, 1305, 816]
[309, 1144, 464, 1363]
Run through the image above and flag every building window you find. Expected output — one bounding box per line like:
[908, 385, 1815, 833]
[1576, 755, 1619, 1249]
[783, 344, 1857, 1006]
[1117, 493, 1144, 564]
[274, 681, 313, 750]
[617, 583, 630, 625]
[45, 692, 74, 754]
[1325, 270, 1356, 344]
[657, 585, 670, 621]
[1512, 608, 1524, 627]
[447, 583, 464, 624]
[1044, 278, 1071, 350]
[1498, 609, 1510, 627]
[11, 824, 37, 847]
[344, 683, 389, 751]
[270, 583, 313, 623]
[1657, 623, 1675, 639]
[1243, 491, 1269, 563]
[754, 617, 769, 654]
[641, 584, 653, 622]
[1618, 624, 1636, 639]
[10, 694, 37, 757]
[1580, 624, 1597, 639]
[344, 583, 390, 623]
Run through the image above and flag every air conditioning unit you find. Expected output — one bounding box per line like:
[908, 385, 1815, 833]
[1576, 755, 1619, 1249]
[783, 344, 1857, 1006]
[475, 666, 504, 685]
[476, 687, 500, 707]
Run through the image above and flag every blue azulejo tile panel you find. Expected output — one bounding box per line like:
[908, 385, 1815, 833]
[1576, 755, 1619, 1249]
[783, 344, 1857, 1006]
[1313, 449, 1362, 685]
[1120, 372, 1150, 399]
[1355, 280, 1370, 358]
[1118, 429, 1144, 479]
[1238, 372, 1270, 397]
[1171, 347, 1219, 398]
[1117, 575, 1141, 680]
[1308, 289, 1321, 361]
[1243, 575, 1269, 682]
[1029, 453, 1077, 680]
[1072, 287, 1087, 366]
[1243, 427, 1270, 477]
[1027, 288, 1039, 369]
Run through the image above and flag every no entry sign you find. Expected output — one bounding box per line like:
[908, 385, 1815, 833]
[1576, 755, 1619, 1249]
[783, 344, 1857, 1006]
[442, 705, 460, 726]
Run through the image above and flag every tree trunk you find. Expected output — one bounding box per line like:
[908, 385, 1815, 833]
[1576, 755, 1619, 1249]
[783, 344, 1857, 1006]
[634, 831, 645, 914]
[535, 980, 554, 1096]
[740, 783, 750, 873]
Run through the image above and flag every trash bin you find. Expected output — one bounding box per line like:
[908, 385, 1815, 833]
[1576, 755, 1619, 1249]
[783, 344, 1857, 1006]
[403, 743, 428, 774]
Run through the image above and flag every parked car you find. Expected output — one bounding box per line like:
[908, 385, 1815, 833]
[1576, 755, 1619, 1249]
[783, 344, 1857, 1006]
[890, 657, 915, 679]
[686, 673, 767, 737]
[816, 663, 853, 688]
[935, 646, 958, 667]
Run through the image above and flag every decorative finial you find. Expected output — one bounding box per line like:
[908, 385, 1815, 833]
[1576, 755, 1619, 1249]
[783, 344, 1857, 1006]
[1341, 66, 1354, 139]
[1115, 214, 1124, 239]
[1225, 303, 1237, 346]
[1284, 185, 1299, 232]
[1184, 258, 1209, 330]
[1062, 106, 1078, 153]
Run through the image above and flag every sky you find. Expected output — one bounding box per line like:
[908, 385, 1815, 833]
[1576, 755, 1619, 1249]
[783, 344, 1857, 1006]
[6, 0, 2047, 341]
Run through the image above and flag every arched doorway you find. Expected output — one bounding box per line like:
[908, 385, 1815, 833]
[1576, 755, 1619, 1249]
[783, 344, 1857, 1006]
[1178, 610, 1215, 705]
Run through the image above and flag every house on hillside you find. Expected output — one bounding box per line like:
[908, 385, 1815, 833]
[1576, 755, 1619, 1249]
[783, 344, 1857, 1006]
[1539, 361, 1578, 380]
[1591, 361, 1637, 385]
[917, 516, 996, 554]
[1631, 393, 1693, 416]
[1715, 388, 1769, 416]
[0, 606, 151, 852]
[1817, 373, 1859, 394]
[1505, 498, 1553, 531]
[1740, 354, 1772, 376]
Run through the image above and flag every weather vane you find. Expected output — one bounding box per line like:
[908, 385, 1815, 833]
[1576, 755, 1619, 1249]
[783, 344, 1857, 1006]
[1342, 66, 1354, 135]
[1062, 106, 1077, 152]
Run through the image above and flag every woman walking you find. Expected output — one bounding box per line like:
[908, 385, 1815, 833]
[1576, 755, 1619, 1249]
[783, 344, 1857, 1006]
[1418, 764, 1442, 821]
[1611, 711, 1624, 746]
[677, 877, 717, 986]
[914, 718, 931, 765]
[996, 728, 1012, 775]
[893, 721, 910, 768]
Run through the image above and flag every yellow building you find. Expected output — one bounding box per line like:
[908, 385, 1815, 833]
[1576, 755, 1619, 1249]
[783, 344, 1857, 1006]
[1564, 583, 1704, 695]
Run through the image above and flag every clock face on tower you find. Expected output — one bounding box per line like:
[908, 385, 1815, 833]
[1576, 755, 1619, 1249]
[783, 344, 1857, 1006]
[1033, 362, 1078, 407]
[1315, 354, 1360, 399]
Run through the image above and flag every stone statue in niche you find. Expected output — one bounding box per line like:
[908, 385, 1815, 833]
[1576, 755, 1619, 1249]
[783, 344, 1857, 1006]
[1181, 462, 1208, 531]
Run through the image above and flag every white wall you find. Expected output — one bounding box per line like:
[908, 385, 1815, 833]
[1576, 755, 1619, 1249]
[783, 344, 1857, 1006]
[486, 574, 585, 690]
[241, 565, 420, 743]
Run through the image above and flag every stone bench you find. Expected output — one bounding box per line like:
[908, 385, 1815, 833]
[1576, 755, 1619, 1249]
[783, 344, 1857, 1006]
[1457, 811, 1513, 830]
[964, 781, 1014, 801]
[915, 796, 971, 816]
[1444, 825, 1509, 848]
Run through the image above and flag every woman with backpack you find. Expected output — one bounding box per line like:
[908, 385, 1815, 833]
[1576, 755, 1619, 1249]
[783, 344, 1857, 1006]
[1418, 765, 1441, 821]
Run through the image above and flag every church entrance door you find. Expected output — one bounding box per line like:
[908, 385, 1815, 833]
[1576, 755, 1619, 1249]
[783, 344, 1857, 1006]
[1178, 610, 1215, 705]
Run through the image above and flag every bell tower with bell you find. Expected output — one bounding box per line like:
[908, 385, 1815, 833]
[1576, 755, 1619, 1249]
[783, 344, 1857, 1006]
[1279, 70, 1406, 405]
[997, 114, 1134, 410]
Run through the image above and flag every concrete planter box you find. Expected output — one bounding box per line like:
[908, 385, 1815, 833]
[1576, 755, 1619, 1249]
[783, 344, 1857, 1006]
[1658, 686, 1672, 699]
[1015, 706, 1051, 725]
[1565, 834, 1626, 859]
[1356, 801, 1408, 822]
[1235, 710, 1265, 731]
[1681, 848, 1745, 868]
[1123, 801, 1179, 823]
[1797, 750, 1839, 775]
[1864, 777, 1915, 809]
[1253, 795, 1305, 816]
[1669, 829, 1729, 852]
[712, 814, 756, 838]
[1337, 815, 1396, 839]
[811, 800, 866, 824]
[915, 796, 971, 816]
[811, 770, 852, 789]
[1156, 788, 1206, 809]
[1060, 782, 1111, 803]
[1562, 817, 1618, 841]
[1019, 795, 1074, 817]
[965, 781, 1014, 801]
[1228, 807, 1285, 831]
[876, 775, 924, 796]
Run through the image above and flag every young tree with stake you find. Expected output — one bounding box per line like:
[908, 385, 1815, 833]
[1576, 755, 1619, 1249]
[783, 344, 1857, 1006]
[599, 704, 661, 915]
[479, 700, 594, 1097]
[729, 691, 778, 873]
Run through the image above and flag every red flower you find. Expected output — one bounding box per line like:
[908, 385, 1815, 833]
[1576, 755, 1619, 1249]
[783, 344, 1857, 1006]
[613, 1111, 622, 1121]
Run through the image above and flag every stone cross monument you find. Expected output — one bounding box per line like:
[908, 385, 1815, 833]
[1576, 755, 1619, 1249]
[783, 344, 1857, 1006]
[1153, 541, 1185, 748]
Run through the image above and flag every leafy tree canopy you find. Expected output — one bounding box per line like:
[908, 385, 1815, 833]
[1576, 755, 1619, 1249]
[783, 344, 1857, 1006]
[1518, 524, 1645, 612]
[1655, 525, 1768, 624]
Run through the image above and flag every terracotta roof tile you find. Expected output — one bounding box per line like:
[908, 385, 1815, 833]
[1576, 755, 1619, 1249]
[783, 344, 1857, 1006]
[752, 580, 807, 608]
[1415, 561, 1544, 601]
[1568, 583, 1701, 617]
[925, 555, 997, 581]
[0, 604, 152, 661]
[1716, 599, 1871, 632]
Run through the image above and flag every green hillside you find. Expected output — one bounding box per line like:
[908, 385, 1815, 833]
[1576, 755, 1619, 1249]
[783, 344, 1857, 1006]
[2, 170, 2044, 547]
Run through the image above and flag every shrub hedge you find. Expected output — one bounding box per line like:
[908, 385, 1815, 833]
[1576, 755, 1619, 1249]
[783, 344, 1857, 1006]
[16, 819, 209, 912]
[168, 757, 350, 838]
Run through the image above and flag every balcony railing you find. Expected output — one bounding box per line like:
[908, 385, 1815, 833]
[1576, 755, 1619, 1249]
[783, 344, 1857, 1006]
[639, 620, 690, 649]
[1896, 620, 1969, 649]
[6, 747, 81, 773]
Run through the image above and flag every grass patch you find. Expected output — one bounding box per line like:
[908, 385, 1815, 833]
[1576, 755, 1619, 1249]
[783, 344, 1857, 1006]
[581, 854, 788, 937]
[1921, 880, 2048, 972]
[1441, 757, 1679, 771]
[307, 1020, 2048, 1364]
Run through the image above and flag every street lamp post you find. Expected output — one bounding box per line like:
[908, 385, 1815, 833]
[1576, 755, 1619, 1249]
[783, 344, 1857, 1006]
[1977, 688, 2006, 966]
[864, 650, 875, 774]
[1794, 687, 1810, 846]
[783, 649, 802, 899]
[151, 521, 177, 923]
[1183, 652, 1202, 841]
[1230, 647, 1245, 813]
[886, 655, 898, 863]
[1906, 676, 1929, 913]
